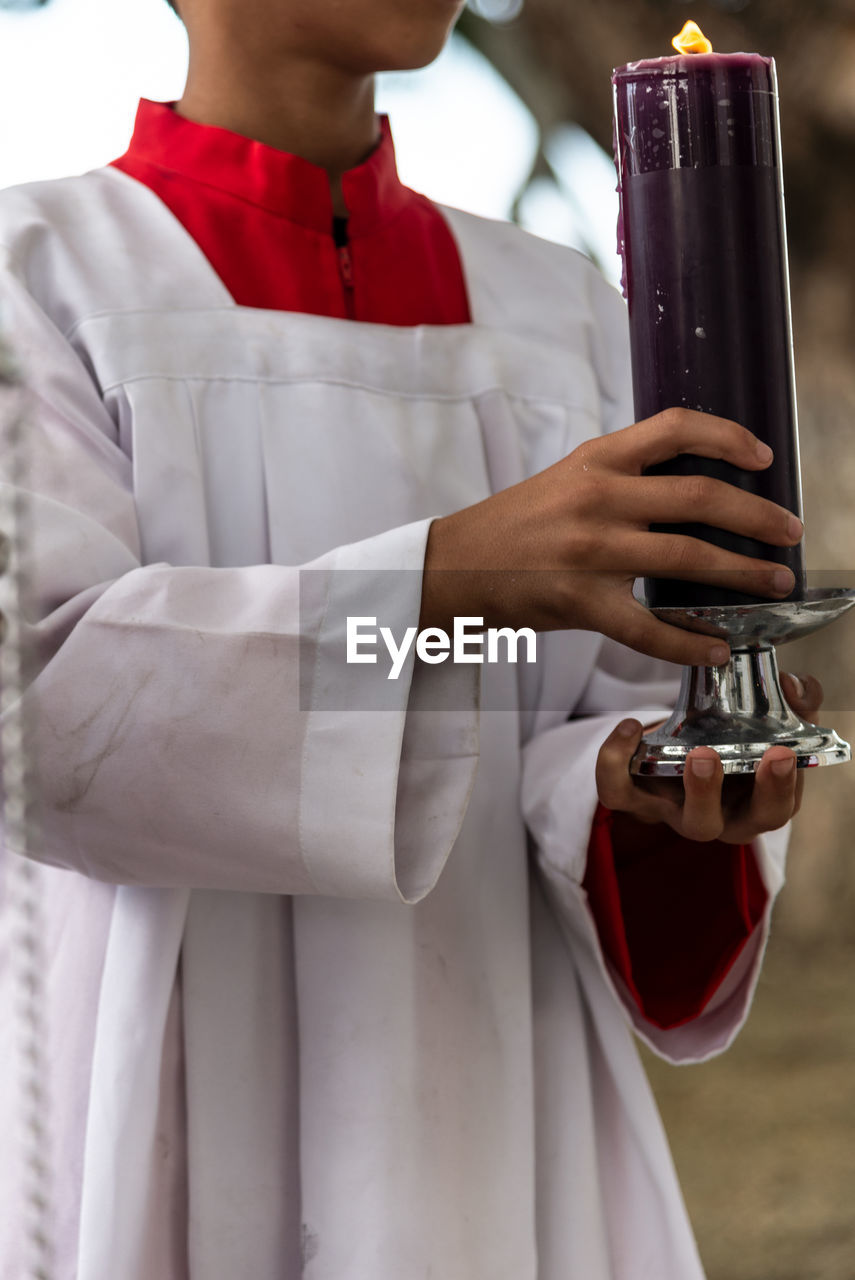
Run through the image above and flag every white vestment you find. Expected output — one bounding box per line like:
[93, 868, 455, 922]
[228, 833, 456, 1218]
[0, 166, 787, 1280]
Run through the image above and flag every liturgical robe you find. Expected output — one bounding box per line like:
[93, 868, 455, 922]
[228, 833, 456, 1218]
[0, 103, 788, 1280]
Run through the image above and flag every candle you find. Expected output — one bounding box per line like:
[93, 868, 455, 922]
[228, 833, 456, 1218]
[613, 21, 805, 609]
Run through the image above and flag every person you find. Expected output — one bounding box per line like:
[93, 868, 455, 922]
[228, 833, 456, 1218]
[0, 1, 822, 1277]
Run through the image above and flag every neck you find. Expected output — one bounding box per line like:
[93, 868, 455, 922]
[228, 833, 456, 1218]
[176, 43, 379, 215]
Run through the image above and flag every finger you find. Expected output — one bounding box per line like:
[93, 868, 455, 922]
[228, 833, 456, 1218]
[594, 596, 733, 668]
[610, 530, 795, 600]
[597, 408, 774, 474]
[615, 474, 803, 547]
[595, 718, 674, 822]
[680, 748, 726, 840]
[728, 747, 798, 841]
[596, 719, 645, 811]
[780, 672, 824, 723]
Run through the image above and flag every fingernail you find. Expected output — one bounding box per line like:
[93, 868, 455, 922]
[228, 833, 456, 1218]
[708, 644, 730, 666]
[787, 514, 804, 540]
[690, 756, 716, 778]
[785, 672, 805, 700]
[771, 757, 796, 778]
[755, 441, 774, 464]
[616, 719, 640, 738]
[773, 569, 795, 596]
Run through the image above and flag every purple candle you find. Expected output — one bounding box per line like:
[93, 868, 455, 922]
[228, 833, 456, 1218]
[613, 22, 805, 609]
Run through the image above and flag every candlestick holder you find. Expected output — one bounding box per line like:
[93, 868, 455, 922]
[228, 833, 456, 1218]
[630, 587, 855, 776]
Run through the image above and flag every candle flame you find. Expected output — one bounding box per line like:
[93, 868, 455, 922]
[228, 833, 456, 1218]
[672, 20, 713, 55]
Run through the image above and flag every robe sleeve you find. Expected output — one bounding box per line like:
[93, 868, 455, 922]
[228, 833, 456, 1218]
[520, 637, 789, 1064]
[0, 251, 479, 902]
[583, 805, 767, 1030]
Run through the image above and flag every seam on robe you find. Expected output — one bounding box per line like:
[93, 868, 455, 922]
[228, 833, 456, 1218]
[91, 371, 600, 415]
[296, 555, 340, 898]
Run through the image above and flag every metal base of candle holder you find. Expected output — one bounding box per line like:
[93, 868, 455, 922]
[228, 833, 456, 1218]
[630, 587, 855, 777]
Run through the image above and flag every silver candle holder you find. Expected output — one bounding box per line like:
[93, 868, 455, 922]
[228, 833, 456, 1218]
[630, 587, 855, 777]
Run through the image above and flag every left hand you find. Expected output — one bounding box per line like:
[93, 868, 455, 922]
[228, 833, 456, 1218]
[596, 672, 823, 844]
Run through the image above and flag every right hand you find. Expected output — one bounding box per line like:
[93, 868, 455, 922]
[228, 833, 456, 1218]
[420, 408, 803, 667]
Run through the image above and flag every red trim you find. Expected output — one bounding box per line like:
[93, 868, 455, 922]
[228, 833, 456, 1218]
[583, 804, 768, 1030]
[111, 100, 470, 325]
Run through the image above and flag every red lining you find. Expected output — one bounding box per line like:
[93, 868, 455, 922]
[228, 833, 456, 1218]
[584, 804, 767, 1029]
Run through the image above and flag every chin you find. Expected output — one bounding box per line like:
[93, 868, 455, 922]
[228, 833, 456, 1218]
[345, 2, 465, 73]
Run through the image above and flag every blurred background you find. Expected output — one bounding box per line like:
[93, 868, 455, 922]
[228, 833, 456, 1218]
[1, 0, 854, 1275]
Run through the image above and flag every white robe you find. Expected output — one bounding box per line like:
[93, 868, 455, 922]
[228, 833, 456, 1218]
[0, 165, 788, 1280]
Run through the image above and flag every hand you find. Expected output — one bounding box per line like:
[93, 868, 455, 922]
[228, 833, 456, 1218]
[595, 672, 822, 844]
[421, 408, 803, 667]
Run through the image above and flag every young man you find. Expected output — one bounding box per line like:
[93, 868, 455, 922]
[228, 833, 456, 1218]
[0, 1, 819, 1277]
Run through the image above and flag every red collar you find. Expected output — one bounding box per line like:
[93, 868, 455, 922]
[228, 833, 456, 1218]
[122, 99, 411, 239]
